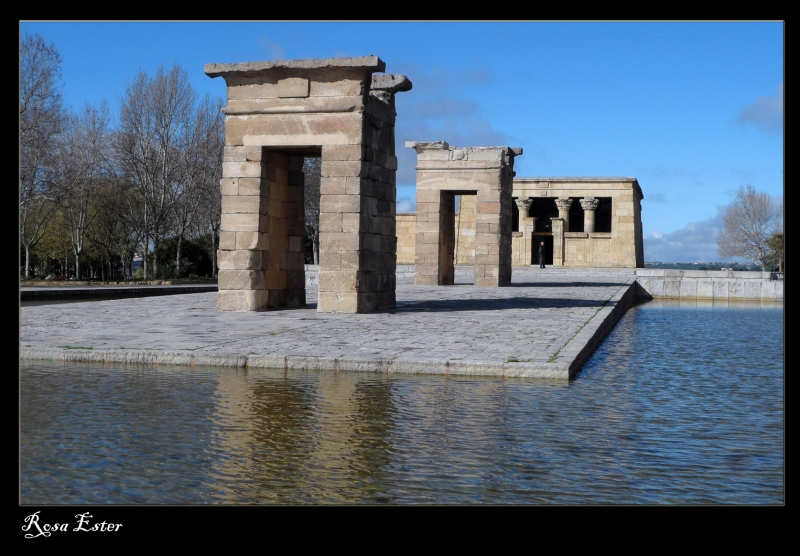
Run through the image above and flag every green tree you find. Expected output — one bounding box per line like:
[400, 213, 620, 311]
[765, 232, 784, 272]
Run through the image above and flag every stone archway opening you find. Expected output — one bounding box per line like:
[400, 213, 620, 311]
[407, 141, 522, 287]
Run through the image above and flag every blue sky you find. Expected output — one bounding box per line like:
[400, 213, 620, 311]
[20, 21, 783, 262]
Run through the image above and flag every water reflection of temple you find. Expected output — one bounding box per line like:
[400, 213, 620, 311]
[208, 370, 399, 503]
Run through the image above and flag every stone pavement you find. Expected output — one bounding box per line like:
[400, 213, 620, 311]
[20, 267, 636, 380]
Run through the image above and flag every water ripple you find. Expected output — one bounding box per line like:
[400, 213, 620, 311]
[20, 301, 783, 504]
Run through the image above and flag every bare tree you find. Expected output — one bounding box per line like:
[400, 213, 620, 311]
[114, 63, 195, 279]
[19, 32, 65, 278]
[303, 157, 321, 264]
[717, 185, 777, 269]
[85, 181, 127, 281]
[196, 97, 224, 278]
[171, 94, 223, 278]
[54, 102, 111, 280]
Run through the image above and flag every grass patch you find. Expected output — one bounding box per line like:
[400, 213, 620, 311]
[248, 352, 257, 355]
[58, 345, 92, 350]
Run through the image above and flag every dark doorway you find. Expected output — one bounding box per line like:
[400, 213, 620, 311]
[568, 197, 585, 232]
[303, 156, 321, 264]
[595, 197, 612, 233]
[534, 234, 554, 265]
[530, 198, 558, 233]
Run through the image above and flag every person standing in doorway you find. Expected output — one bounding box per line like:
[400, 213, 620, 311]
[539, 241, 546, 269]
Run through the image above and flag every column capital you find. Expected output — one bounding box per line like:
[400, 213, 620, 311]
[555, 197, 573, 211]
[580, 197, 599, 211]
[515, 198, 533, 212]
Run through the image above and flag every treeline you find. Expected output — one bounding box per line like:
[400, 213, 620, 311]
[20, 33, 224, 281]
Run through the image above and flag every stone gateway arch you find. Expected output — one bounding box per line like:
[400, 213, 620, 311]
[206, 56, 411, 313]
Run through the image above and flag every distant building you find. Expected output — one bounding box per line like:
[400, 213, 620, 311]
[397, 177, 645, 268]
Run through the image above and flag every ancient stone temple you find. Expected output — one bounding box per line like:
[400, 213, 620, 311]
[406, 141, 522, 286]
[397, 177, 644, 268]
[511, 178, 644, 268]
[206, 57, 411, 313]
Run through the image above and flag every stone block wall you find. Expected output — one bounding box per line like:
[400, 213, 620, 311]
[455, 194, 477, 264]
[397, 198, 476, 266]
[396, 213, 416, 265]
[635, 269, 784, 301]
[218, 148, 306, 311]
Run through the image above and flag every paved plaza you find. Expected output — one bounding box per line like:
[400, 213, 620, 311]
[20, 267, 636, 379]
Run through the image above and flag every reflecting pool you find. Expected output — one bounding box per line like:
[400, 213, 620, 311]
[20, 300, 783, 504]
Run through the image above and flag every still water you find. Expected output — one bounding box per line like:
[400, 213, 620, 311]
[20, 300, 783, 504]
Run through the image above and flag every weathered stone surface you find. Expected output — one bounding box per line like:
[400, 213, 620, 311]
[217, 289, 268, 311]
[217, 249, 263, 271]
[204, 56, 385, 78]
[371, 74, 413, 93]
[218, 270, 266, 291]
[235, 232, 268, 251]
[277, 77, 309, 98]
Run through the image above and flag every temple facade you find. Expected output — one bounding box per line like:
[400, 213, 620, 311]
[398, 177, 644, 268]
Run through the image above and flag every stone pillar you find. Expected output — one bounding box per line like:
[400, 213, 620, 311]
[580, 197, 599, 233]
[555, 197, 573, 230]
[414, 187, 444, 285]
[217, 146, 270, 312]
[408, 141, 522, 287]
[515, 198, 534, 266]
[552, 217, 564, 266]
[515, 198, 533, 228]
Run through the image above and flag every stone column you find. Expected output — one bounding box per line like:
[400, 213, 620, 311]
[555, 198, 573, 230]
[515, 198, 534, 266]
[515, 198, 533, 228]
[552, 217, 564, 266]
[580, 197, 599, 233]
[217, 146, 270, 312]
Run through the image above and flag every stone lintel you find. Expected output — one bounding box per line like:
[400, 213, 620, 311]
[205, 56, 386, 78]
[406, 140, 450, 151]
[371, 74, 413, 93]
[407, 143, 522, 166]
[515, 177, 642, 198]
[515, 177, 639, 183]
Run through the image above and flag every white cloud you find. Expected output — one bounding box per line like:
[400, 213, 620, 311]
[737, 82, 783, 135]
[259, 38, 286, 60]
[396, 100, 522, 186]
[397, 196, 415, 213]
[644, 206, 745, 262]
[393, 63, 519, 187]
